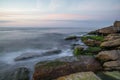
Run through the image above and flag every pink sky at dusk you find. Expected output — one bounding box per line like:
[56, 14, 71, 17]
[0, 0, 120, 27]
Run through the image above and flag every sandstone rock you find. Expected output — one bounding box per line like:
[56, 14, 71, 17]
[33, 56, 102, 80]
[83, 39, 101, 46]
[114, 21, 120, 30]
[100, 39, 120, 48]
[56, 72, 101, 80]
[104, 34, 120, 41]
[98, 26, 117, 35]
[89, 26, 119, 36]
[96, 50, 120, 61]
[103, 60, 120, 70]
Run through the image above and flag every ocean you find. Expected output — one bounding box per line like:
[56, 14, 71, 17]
[0, 27, 90, 80]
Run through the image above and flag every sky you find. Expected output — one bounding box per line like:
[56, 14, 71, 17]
[0, 0, 120, 27]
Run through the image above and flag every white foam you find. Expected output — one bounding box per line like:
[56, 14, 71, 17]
[59, 49, 73, 57]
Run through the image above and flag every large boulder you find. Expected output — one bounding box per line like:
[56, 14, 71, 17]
[83, 39, 101, 46]
[104, 34, 120, 41]
[96, 50, 120, 61]
[89, 26, 119, 35]
[100, 39, 120, 48]
[114, 21, 120, 30]
[103, 60, 120, 70]
[98, 26, 116, 35]
[33, 56, 102, 80]
[56, 72, 101, 80]
[73, 45, 84, 55]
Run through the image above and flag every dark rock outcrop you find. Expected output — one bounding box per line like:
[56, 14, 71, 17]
[14, 49, 61, 61]
[64, 35, 78, 40]
[0, 67, 29, 80]
[33, 56, 102, 80]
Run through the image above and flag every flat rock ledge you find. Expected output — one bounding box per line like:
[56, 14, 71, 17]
[33, 56, 102, 80]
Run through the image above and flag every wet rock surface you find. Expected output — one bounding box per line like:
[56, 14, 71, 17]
[64, 35, 78, 40]
[14, 49, 61, 61]
[0, 67, 29, 80]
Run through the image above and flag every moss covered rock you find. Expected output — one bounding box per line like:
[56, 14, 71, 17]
[73, 46, 102, 56]
[85, 47, 102, 54]
[81, 35, 104, 42]
[73, 45, 84, 56]
[33, 56, 102, 80]
[81, 35, 104, 47]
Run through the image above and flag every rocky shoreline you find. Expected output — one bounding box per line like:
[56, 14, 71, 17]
[32, 21, 120, 80]
[5, 21, 120, 80]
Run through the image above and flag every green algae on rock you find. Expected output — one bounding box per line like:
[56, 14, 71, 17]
[73, 46, 101, 56]
[33, 56, 101, 80]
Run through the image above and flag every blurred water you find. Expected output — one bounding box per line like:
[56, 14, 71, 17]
[0, 27, 87, 80]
